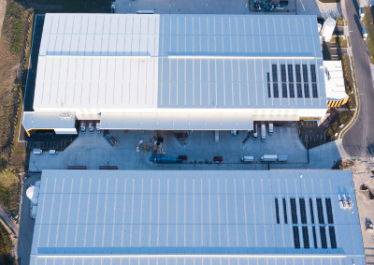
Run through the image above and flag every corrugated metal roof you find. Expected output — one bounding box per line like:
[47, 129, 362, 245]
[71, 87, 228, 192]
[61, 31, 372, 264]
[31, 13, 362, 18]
[323, 61, 348, 101]
[33, 14, 327, 115]
[30, 170, 365, 265]
[22, 112, 76, 131]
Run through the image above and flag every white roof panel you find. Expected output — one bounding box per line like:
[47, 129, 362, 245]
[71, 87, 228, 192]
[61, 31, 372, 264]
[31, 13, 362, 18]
[30, 170, 364, 265]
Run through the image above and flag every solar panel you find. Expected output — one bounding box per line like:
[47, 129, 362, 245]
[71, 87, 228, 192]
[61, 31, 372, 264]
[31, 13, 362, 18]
[297, 84, 303, 98]
[267, 73, 271, 98]
[312, 84, 318, 98]
[329, 226, 337, 249]
[302, 64, 308, 82]
[275, 198, 280, 224]
[273, 84, 279, 98]
[325, 198, 334, 224]
[290, 198, 298, 224]
[310, 64, 317, 82]
[295, 65, 301, 82]
[283, 198, 288, 224]
[312, 227, 317, 248]
[289, 83, 295, 98]
[281, 64, 286, 82]
[282, 83, 288, 98]
[272, 64, 278, 82]
[288, 64, 294, 82]
[316, 198, 325, 224]
[293, 226, 301, 249]
[309, 198, 315, 224]
[304, 83, 310, 98]
[302, 226, 310, 249]
[299, 198, 307, 224]
[320, 226, 327, 249]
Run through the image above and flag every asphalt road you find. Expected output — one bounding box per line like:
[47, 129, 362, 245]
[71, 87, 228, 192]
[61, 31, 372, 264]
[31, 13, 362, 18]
[342, 0, 374, 157]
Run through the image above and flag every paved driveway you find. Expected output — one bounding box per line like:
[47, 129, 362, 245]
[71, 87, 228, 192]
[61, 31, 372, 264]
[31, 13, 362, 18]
[17, 174, 40, 265]
[28, 124, 308, 171]
[342, 0, 374, 157]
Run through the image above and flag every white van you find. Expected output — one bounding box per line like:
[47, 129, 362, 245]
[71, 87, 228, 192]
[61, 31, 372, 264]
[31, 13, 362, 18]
[241, 156, 255, 162]
[363, 28, 368, 40]
[33, 148, 43, 155]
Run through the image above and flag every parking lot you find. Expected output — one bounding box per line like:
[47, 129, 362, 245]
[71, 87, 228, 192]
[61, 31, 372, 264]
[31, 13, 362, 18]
[28, 122, 310, 172]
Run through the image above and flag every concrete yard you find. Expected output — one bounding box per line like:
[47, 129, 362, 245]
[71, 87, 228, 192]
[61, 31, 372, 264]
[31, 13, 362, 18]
[296, 0, 341, 18]
[29, 123, 309, 171]
[17, 174, 40, 265]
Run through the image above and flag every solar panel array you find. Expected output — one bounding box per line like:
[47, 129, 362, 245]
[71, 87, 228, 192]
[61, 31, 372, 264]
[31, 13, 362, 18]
[267, 73, 271, 98]
[272, 65, 279, 98]
[299, 198, 307, 224]
[311, 64, 318, 98]
[267, 63, 319, 100]
[274, 197, 337, 250]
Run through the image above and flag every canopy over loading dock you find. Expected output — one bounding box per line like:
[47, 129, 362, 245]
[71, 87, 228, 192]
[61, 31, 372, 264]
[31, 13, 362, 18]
[23, 14, 327, 133]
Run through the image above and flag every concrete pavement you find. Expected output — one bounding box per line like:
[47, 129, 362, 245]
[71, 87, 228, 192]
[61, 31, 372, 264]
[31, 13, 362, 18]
[342, 0, 374, 157]
[17, 174, 39, 265]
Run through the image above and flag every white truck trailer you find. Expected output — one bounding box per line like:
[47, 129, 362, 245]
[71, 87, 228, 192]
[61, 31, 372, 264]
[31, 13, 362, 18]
[261, 154, 278, 162]
[261, 122, 266, 141]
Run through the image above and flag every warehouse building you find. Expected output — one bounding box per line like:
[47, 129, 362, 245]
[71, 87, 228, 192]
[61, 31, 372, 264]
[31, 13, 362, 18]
[23, 13, 328, 135]
[30, 169, 365, 264]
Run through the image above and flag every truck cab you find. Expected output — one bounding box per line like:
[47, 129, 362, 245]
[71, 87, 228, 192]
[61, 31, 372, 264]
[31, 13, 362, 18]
[253, 124, 258, 138]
